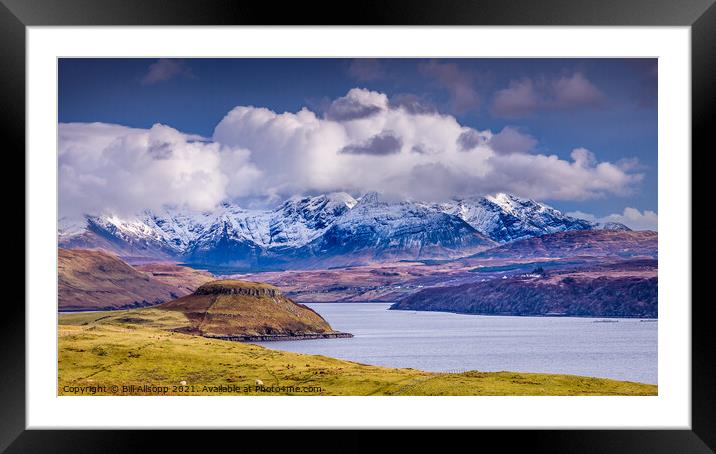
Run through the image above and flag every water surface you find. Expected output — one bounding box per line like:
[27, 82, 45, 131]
[254, 303, 657, 384]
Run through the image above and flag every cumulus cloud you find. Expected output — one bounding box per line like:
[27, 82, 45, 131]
[340, 131, 403, 155]
[491, 72, 605, 118]
[568, 207, 658, 231]
[60, 87, 645, 215]
[488, 126, 537, 154]
[552, 72, 605, 107]
[141, 59, 195, 85]
[389, 94, 438, 115]
[211, 87, 642, 202]
[326, 88, 388, 121]
[491, 78, 540, 118]
[457, 129, 489, 151]
[58, 122, 260, 217]
[411, 144, 433, 155]
[419, 61, 480, 113]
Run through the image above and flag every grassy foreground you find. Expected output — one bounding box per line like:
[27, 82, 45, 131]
[58, 310, 657, 396]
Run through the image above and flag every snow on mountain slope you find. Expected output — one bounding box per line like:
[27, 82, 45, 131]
[437, 193, 598, 243]
[58, 191, 630, 267]
[140, 208, 214, 251]
[58, 217, 88, 238]
[180, 193, 359, 267]
[268, 193, 357, 248]
[291, 194, 496, 267]
[597, 221, 631, 231]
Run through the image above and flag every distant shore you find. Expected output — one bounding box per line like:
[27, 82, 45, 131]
[388, 307, 658, 319]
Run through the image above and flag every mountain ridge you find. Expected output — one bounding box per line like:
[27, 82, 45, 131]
[468, 229, 657, 260]
[59, 192, 632, 269]
[436, 193, 599, 243]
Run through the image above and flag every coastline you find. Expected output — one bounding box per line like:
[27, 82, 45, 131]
[387, 306, 658, 319]
[58, 320, 657, 395]
[203, 332, 354, 342]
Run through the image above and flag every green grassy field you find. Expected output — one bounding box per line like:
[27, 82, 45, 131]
[58, 310, 658, 396]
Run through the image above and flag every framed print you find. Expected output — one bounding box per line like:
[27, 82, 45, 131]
[5, 0, 713, 451]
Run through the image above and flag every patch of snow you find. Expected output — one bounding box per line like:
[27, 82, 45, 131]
[58, 216, 88, 238]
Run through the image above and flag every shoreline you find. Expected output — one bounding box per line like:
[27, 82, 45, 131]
[387, 306, 658, 319]
[59, 305, 658, 320]
[203, 332, 354, 342]
[58, 321, 658, 395]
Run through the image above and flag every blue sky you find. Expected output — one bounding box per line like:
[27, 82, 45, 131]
[59, 58, 657, 226]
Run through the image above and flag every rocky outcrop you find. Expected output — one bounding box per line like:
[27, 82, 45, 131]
[194, 281, 281, 297]
[158, 279, 351, 339]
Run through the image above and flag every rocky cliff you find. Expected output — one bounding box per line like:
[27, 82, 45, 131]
[158, 280, 352, 340]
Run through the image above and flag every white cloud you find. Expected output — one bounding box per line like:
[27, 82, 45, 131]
[488, 126, 537, 154]
[491, 78, 540, 118]
[418, 60, 480, 113]
[552, 72, 605, 107]
[212, 88, 641, 203]
[59, 122, 260, 217]
[568, 207, 658, 231]
[60, 87, 645, 215]
[325, 88, 388, 121]
[491, 72, 605, 118]
[340, 131, 403, 155]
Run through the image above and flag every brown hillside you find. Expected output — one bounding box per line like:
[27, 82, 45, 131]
[471, 230, 657, 260]
[157, 280, 340, 339]
[134, 263, 214, 293]
[392, 264, 658, 318]
[58, 249, 211, 311]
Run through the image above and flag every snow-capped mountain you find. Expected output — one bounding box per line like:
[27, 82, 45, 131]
[436, 193, 603, 243]
[269, 192, 357, 248]
[58, 191, 628, 269]
[597, 221, 631, 231]
[291, 193, 495, 267]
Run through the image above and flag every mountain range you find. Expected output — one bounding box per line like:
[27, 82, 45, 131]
[59, 192, 630, 270]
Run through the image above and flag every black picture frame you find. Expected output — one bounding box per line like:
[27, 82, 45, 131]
[4, 0, 712, 451]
